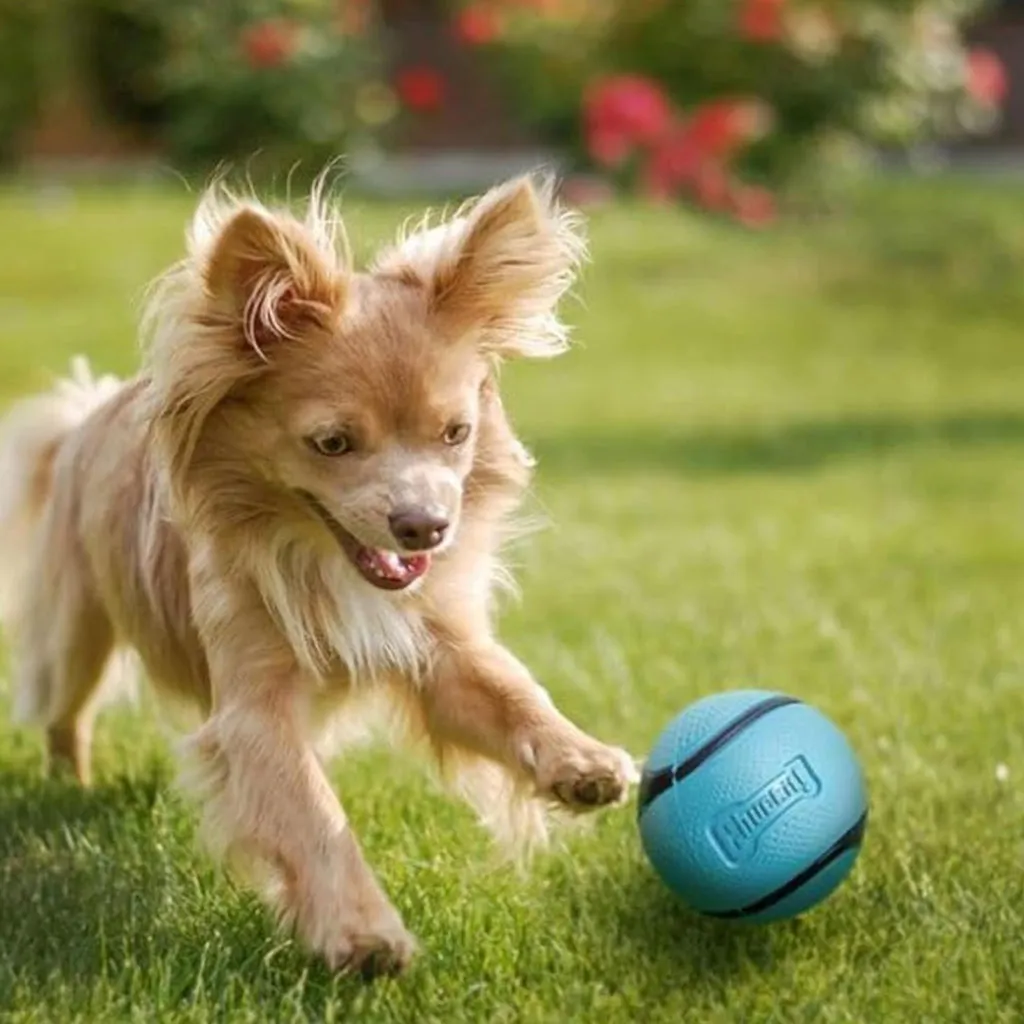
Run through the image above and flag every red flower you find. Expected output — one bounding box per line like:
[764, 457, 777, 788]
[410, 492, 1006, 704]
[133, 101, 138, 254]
[396, 66, 446, 111]
[739, 0, 785, 42]
[688, 102, 743, 158]
[586, 75, 672, 144]
[966, 48, 1008, 106]
[730, 185, 777, 227]
[584, 74, 672, 166]
[455, 6, 503, 45]
[241, 19, 297, 70]
[688, 98, 770, 158]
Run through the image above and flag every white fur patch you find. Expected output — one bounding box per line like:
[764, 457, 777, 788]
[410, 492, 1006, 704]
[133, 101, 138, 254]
[248, 536, 428, 683]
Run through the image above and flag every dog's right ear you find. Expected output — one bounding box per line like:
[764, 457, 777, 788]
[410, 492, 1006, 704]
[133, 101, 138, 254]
[202, 204, 346, 356]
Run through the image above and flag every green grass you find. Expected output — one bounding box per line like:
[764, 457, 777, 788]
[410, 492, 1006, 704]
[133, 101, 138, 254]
[1, 176, 1024, 1023]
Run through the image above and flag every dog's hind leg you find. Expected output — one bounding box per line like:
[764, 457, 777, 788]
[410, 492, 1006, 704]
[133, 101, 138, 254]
[14, 567, 115, 786]
[45, 611, 115, 786]
[0, 358, 125, 784]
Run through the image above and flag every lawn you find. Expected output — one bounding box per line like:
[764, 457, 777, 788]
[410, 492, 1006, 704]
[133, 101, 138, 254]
[1, 176, 1023, 1023]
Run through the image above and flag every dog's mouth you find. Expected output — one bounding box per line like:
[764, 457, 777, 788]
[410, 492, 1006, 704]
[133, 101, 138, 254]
[301, 493, 430, 592]
[349, 545, 430, 591]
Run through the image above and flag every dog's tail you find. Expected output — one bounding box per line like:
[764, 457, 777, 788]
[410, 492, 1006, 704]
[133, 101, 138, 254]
[0, 357, 122, 629]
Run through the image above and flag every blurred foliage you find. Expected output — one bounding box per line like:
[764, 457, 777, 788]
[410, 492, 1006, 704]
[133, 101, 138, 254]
[77, 0, 380, 174]
[0, 0, 47, 164]
[5, 0, 1009, 222]
[449, 0, 1005, 217]
[80, 0, 169, 134]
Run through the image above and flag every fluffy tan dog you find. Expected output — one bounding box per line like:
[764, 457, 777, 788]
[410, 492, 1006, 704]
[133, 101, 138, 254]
[0, 174, 636, 975]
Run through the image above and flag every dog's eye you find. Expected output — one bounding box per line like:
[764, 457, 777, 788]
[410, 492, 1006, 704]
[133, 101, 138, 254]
[442, 422, 471, 446]
[308, 432, 352, 457]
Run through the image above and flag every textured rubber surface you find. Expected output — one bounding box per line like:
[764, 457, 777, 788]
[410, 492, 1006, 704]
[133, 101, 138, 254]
[639, 694, 799, 811]
[639, 691, 867, 920]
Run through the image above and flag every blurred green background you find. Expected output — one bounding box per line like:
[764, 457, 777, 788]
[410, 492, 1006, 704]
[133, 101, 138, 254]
[1, 176, 1023, 1023]
[2, 1, 1024, 1022]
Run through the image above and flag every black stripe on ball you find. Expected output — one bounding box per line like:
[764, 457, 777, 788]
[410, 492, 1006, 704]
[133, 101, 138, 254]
[703, 811, 868, 920]
[638, 694, 801, 815]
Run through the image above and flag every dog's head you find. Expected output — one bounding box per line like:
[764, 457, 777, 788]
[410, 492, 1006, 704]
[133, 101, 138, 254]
[146, 176, 585, 593]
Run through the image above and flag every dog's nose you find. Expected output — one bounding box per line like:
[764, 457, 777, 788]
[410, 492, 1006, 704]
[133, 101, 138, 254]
[388, 506, 450, 551]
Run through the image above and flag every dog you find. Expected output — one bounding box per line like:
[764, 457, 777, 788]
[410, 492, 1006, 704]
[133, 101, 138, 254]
[0, 174, 637, 975]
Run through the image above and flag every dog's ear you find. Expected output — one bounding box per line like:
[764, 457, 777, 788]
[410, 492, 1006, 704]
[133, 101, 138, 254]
[203, 205, 346, 356]
[375, 176, 586, 359]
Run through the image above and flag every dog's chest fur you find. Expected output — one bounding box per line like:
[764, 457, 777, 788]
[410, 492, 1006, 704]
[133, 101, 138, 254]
[249, 541, 429, 684]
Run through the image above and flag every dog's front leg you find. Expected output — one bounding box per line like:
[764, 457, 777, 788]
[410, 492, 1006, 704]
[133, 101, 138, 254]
[187, 604, 415, 975]
[421, 641, 637, 810]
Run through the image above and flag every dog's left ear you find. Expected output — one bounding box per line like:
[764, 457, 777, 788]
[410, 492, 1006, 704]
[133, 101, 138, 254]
[375, 176, 586, 359]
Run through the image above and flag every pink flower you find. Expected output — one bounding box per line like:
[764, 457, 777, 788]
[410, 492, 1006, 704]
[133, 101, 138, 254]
[584, 74, 673, 167]
[396, 67, 446, 111]
[739, 0, 785, 42]
[241, 20, 297, 70]
[455, 6, 503, 45]
[966, 48, 1008, 106]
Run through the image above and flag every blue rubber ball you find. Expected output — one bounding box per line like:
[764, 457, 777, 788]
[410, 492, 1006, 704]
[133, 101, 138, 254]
[638, 690, 867, 922]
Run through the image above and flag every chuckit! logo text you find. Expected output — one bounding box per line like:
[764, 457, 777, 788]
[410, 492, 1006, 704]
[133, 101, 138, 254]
[709, 755, 822, 866]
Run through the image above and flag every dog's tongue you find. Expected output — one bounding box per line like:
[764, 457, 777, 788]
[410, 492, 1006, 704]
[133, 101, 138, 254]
[356, 547, 430, 586]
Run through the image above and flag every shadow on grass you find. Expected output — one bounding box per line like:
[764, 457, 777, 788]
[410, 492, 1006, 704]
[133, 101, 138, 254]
[0, 765, 806, 1015]
[605, 868, 780, 984]
[532, 412, 1024, 477]
[0, 763, 371, 1016]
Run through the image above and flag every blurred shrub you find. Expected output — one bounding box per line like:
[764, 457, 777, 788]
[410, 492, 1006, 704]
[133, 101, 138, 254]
[0, 0, 46, 164]
[80, 0, 170, 136]
[448, 0, 1006, 223]
[79, 0, 382, 173]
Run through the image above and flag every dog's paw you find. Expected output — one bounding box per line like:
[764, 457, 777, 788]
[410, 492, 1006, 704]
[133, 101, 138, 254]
[299, 898, 418, 978]
[322, 921, 418, 979]
[533, 738, 640, 811]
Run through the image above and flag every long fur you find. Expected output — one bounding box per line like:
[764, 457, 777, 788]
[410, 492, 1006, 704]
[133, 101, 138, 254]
[0, 358, 120, 625]
[373, 175, 587, 359]
[0, 173, 635, 972]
